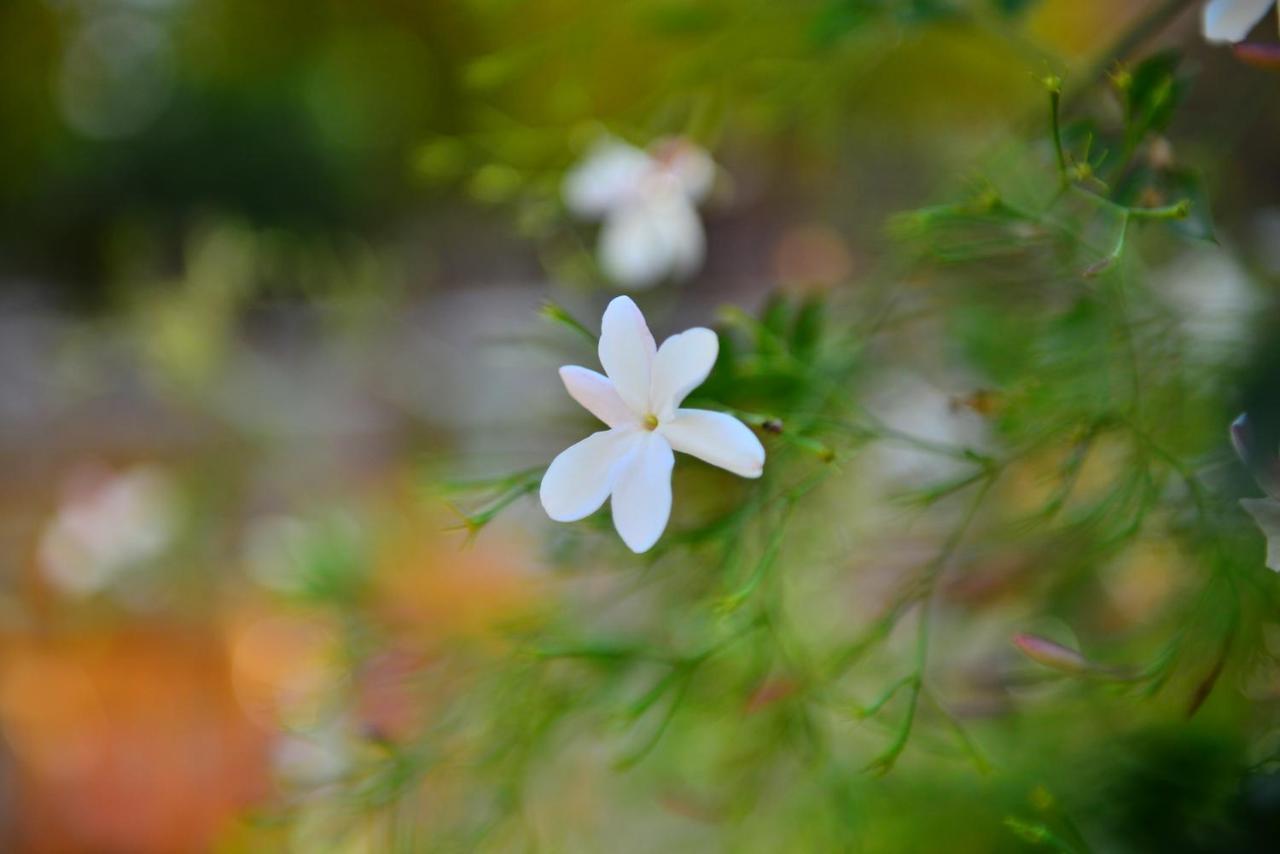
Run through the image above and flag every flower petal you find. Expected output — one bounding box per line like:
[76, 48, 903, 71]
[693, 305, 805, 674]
[1242, 497, 1280, 572]
[657, 193, 705, 280]
[1203, 0, 1274, 43]
[649, 327, 718, 419]
[562, 139, 650, 217]
[599, 202, 676, 289]
[610, 433, 674, 553]
[660, 408, 764, 478]
[664, 142, 715, 202]
[598, 296, 656, 413]
[1230, 413, 1280, 499]
[559, 366, 636, 428]
[540, 428, 639, 522]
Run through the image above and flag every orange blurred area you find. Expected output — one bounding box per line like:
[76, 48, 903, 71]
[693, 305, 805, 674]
[0, 626, 268, 853]
[0, 461, 545, 851]
[371, 516, 545, 653]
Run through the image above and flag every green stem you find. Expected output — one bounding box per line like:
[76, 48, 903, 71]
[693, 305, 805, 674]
[1068, 0, 1199, 105]
[540, 300, 597, 344]
[857, 476, 997, 774]
[1048, 83, 1068, 186]
[717, 498, 797, 612]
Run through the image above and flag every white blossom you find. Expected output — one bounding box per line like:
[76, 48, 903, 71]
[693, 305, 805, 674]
[563, 137, 715, 290]
[540, 296, 764, 553]
[38, 465, 177, 595]
[1203, 0, 1275, 43]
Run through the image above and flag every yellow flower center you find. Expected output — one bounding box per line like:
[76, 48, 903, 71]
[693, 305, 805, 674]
[642, 413, 659, 431]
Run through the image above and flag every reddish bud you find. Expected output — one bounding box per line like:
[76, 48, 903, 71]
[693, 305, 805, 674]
[1012, 634, 1092, 674]
[1234, 43, 1280, 72]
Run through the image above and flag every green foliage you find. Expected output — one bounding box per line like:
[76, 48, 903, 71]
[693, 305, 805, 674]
[1121, 50, 1189, 152]
[811, 0, 962, 46]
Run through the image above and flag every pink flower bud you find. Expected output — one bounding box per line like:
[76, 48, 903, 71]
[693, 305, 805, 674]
[1234, 43, 1280, 72]
[1012, 633, 1093, 675]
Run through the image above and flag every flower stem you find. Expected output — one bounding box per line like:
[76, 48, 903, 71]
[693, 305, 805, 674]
[1069, 0, 1199, 105]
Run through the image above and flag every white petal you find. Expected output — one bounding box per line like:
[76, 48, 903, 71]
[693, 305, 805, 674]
[663, 141, 715, 202]
[598, 296, 656, 413]
[649, 327, 718, 419]
[559, 366, 636, 428]
[600, 189, 705, 289]
[610, 433, 674, 553]
[563, 139, 650, 218]
[540, 428, 639, 522]
[657, 193, 705, 280]
[1203, 0, 1274, 43]
[660, 408, 765, 479]
[1242, 497, 1280, 571]
[599, 201, 676, 289]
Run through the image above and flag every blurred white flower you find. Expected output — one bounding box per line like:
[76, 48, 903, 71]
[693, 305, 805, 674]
[273, 716, 353, 788]
[563, 137, 715, 289]
[1203, 0, 1276, 43]
[39, 465, 177, 596]
[1156, 247, 1260, 364]
[1232, 413, 1280, 572]
[540, 296, 764, 553]
[1241, 497, 1280, 571]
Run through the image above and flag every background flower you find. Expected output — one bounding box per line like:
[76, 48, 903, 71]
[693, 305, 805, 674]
[563, 138, 715, 289]
[1203, 0, 1276, 43]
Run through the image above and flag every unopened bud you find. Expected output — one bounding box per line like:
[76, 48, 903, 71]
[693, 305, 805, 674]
[1233, 43, 1280, 72]
[1013, 633, 1137, 681]
[1012, 633, 1092, 674]
[1146, 137, 1175, 171]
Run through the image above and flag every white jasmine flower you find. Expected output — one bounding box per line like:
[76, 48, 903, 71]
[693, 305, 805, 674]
[563, 137, 715, 289]
[540, 296, 765, 553]
[1203, 0, 1276, 43]
[38, 465, 177, 595]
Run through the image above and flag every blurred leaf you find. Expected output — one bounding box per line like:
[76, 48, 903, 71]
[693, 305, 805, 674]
[790, 295, 825, 363]
[1163, 168, 1215, 242]
[414, 137, 469, 182]
[1123, 50, 1189, 152]
[990, 0, 1040, 17]
[1112, 162, 1215, 243]
[810, 0, 881, 48]
[811, 0, 959, 47]
[468, 163, 524, 203]
[637, 1, 726, 35]
[953, 302, 1033, 385]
